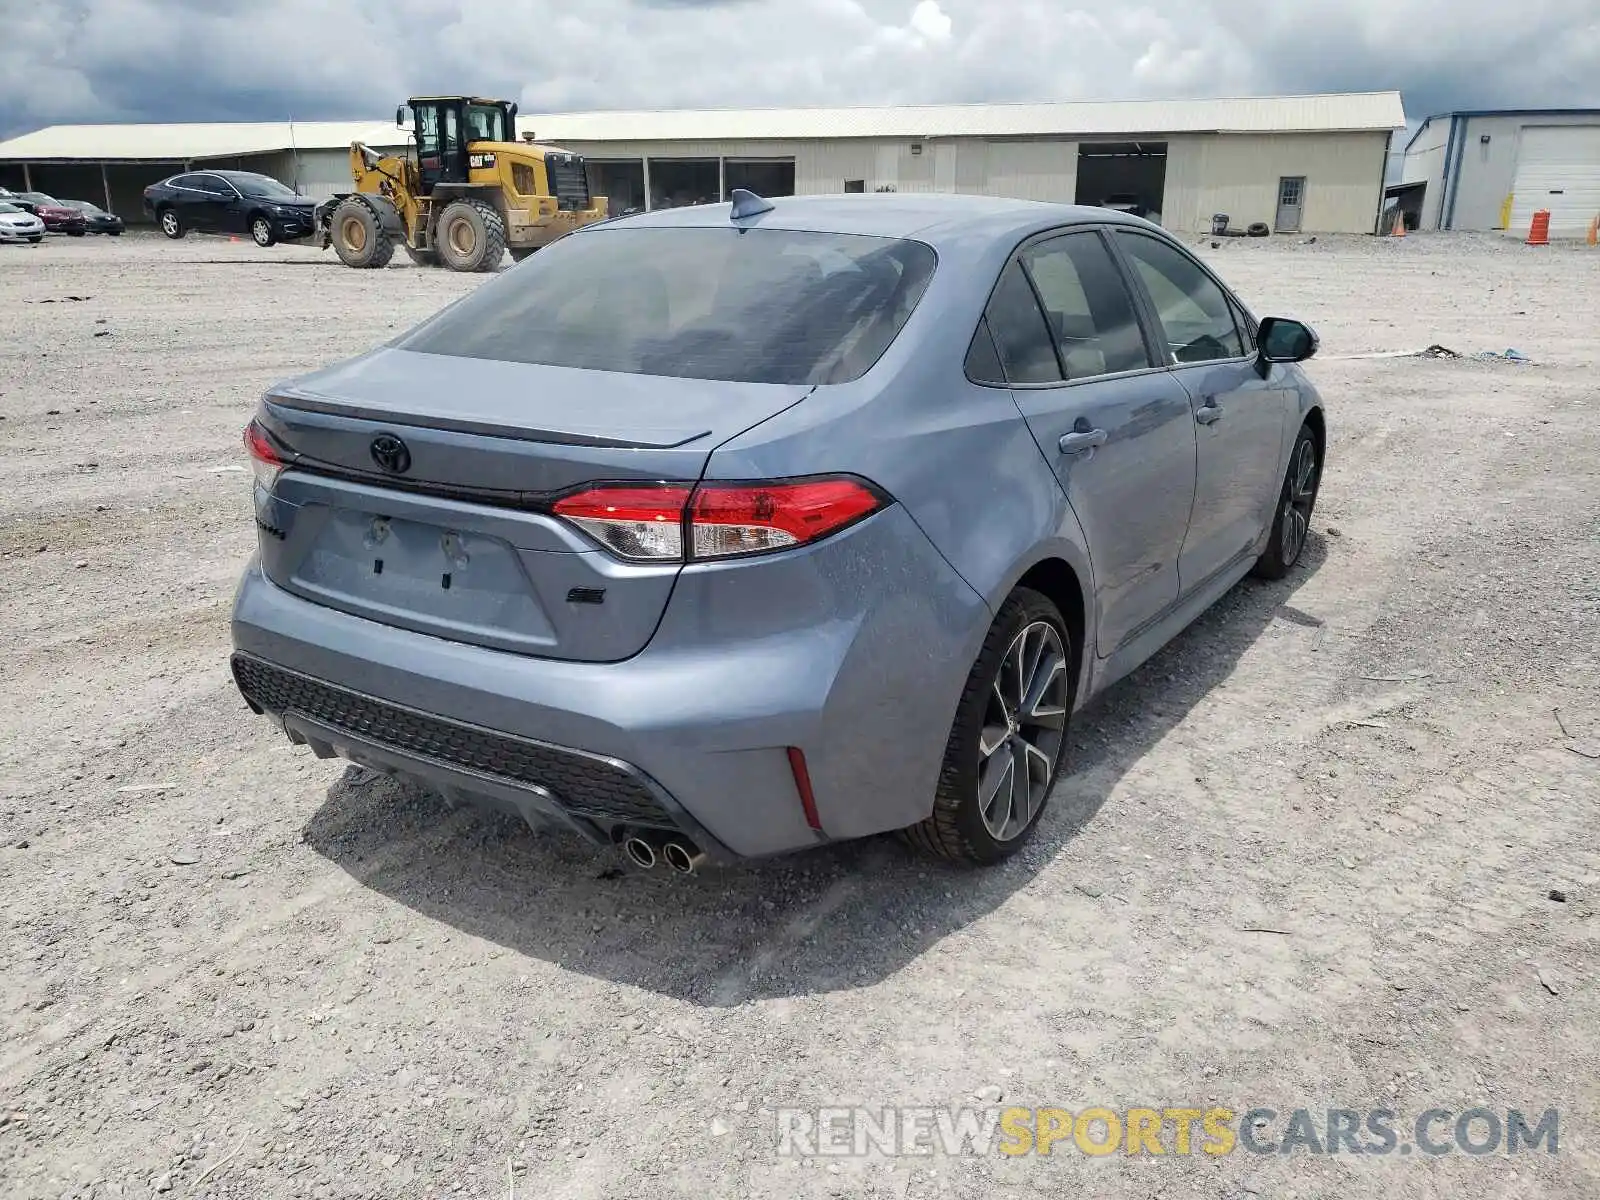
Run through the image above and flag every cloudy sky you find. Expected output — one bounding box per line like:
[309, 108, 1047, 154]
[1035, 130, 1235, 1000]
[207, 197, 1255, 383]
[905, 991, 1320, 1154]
[0, 0, 1596, 139]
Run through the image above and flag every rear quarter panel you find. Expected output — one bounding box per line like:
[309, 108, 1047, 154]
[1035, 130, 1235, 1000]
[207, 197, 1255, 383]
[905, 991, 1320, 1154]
[705, 224, 1100, 708]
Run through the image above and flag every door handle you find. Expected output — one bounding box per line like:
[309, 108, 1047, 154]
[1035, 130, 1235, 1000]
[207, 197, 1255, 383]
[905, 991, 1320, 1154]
[1058, 428, 1108, 455]
[1196, 403, 1224, 426]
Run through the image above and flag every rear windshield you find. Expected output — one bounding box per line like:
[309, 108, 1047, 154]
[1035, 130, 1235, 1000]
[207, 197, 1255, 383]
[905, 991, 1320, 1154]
[397, 226, 937, 385]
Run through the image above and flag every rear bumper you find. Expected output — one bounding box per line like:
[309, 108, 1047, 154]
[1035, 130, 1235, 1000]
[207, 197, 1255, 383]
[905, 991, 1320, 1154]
[229, 504, 989, 860]
[230, 649, 737, 858]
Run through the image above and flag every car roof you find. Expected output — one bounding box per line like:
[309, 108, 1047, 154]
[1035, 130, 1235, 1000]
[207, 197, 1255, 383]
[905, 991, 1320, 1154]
[180, 170, 278, 183]
[590, 192, 1159, 248]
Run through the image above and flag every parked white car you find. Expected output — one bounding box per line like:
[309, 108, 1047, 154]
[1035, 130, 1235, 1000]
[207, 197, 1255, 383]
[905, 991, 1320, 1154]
[0, 201, 46, 244]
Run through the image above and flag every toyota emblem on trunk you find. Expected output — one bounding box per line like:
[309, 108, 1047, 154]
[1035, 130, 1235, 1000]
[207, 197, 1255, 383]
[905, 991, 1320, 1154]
[370, 434, 411, 474]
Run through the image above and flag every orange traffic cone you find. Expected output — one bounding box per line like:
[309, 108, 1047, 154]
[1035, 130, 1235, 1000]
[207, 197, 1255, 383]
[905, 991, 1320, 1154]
[1526, 210, 1551, 246]
[1391, 209, 1406, 237]
[1587, 214, 1599, 247]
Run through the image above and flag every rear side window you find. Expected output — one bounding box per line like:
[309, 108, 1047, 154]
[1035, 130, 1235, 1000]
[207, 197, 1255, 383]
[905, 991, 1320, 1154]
[1116, 232, 1244, 364]
[398, 226, 937, 385]
[980, 260, 1060, 384]
[964, 317, 1006, 385]
[1020, 232, 1151, 379]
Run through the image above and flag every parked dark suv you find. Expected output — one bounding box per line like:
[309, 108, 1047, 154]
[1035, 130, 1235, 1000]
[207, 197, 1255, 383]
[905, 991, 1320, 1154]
[143, 171, 317, 246]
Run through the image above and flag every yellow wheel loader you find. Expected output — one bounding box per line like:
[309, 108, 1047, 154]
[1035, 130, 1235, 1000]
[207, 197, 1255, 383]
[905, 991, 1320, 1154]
[315, 96, 608, 272]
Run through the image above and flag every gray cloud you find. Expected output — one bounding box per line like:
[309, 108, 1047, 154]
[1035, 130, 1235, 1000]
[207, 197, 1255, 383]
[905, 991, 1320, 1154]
[1, 0, 1596, 140]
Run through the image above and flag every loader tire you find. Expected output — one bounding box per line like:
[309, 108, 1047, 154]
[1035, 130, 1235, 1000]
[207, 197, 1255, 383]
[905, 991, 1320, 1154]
[437, 199, 506, 272]
[330, 199, 394, 269]
[402, 243, 440, 267]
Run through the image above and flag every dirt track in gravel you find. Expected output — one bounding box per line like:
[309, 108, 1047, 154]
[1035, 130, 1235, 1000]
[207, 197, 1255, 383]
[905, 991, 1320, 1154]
[1, 230, 1597, 1199]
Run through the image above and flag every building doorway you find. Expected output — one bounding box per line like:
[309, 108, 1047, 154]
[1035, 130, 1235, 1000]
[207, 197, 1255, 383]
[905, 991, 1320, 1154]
[650, 159, 720, 209]
[1075, 142, 1167, 225]
[1275, 176, 1306, 233]
[724, 159, 795, 199]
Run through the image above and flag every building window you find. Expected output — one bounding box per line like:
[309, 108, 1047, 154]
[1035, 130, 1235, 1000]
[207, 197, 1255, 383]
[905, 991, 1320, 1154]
[844, 179, 865, 193]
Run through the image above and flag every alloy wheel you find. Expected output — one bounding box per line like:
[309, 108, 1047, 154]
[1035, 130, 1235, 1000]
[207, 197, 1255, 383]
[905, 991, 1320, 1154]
[252, 218, 272, 246]
[160, 212, 178, 235]
[978, 620, 1069, 841]
[1281, 437, 1319, 564]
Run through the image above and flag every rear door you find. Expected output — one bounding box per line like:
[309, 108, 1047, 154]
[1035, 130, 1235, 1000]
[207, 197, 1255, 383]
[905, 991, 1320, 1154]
[987, 228, 1198, 657]
[161, 175, 205, 228]
[189, 174, 235, 231]
[1112, 229, 1286, 593]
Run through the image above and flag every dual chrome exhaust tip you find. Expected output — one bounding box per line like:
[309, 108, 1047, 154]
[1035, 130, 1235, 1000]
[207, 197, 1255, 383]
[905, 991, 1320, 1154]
[623, 831, 706, 875]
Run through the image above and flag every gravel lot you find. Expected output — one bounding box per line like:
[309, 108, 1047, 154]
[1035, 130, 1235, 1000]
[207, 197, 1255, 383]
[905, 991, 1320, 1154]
[2, 229, 1597, 1199]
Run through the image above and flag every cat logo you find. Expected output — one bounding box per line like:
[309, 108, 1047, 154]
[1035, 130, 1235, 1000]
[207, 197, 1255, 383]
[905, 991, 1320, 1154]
[468, 153, 497, 170]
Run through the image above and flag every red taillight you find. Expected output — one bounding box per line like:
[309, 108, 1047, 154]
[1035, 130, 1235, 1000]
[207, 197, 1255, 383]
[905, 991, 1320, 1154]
[551, 476, 888, 563]
[243, 419, 285, 490]
[689, 479, 885, 559]
[552, 484, 693, 561]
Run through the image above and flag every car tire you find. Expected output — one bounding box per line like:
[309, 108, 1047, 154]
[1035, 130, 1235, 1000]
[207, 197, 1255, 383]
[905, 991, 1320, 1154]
[1252, 422, 1322, 580]
[67, 228, 86, 237]
[903, 587, 1073, 865]
[508, 247, 537, 263]
[27, 235, 43, 244]
[159, 208, 185, 239]
[436, 199, 506, 272]
[250, 214, 277, 248]
[108, 229, 122, 236]
[329, 199, 394, 268]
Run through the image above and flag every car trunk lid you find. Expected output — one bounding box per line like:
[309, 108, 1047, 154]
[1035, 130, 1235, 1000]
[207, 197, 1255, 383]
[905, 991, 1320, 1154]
[254, 348, 808, 662]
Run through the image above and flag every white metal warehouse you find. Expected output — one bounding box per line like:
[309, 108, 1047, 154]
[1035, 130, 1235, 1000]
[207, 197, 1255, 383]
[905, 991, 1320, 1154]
[0, 91, 1404, 234]
[528, 92, 1404, 234]
[1398, 108, 1600, 237]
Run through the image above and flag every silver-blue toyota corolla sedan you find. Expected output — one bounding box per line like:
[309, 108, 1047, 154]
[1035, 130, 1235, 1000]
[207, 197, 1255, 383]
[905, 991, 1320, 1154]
[231, 191, 1323, 871]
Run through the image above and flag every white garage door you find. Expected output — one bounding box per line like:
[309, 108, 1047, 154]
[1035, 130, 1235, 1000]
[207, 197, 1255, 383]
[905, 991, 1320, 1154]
[1508, 125, 1600, 238]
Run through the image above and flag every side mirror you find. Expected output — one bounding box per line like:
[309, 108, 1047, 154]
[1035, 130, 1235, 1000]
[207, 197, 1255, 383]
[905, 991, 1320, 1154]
[395, 105, 411, 128]
[1256, 316, 1318, 374]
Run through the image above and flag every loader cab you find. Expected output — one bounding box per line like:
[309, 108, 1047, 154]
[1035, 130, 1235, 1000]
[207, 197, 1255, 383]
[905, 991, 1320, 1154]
[398, 96, 518, 194]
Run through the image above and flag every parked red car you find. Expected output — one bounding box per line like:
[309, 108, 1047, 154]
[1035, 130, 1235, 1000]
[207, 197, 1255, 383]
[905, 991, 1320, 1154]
[14, 192, 87, 236]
